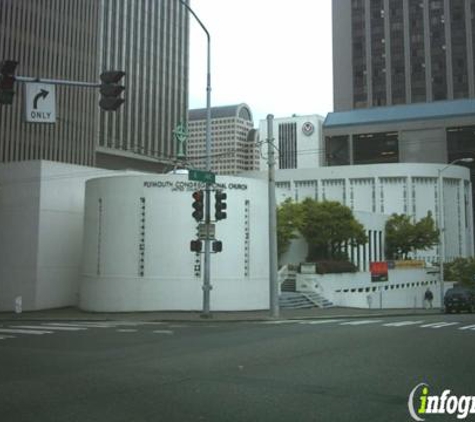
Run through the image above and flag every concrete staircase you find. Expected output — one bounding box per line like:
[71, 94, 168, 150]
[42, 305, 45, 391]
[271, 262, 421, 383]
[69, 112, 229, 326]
[278, 265, 334, 309]
[279, 292, 334, 309]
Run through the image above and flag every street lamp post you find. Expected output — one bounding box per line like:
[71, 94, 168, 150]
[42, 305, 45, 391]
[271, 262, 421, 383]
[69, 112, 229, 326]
[177, 0, 213, 317]
[437, 158, 474, 312]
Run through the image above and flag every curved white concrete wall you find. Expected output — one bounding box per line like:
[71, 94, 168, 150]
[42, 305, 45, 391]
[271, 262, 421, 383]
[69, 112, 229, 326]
[80, 175, 269, 311]
[270, 163, 474, 263]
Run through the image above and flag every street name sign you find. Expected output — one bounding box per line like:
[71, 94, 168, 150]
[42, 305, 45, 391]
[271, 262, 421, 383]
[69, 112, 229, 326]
[25, 82, 56, 123]
[188, 169, 215, 184]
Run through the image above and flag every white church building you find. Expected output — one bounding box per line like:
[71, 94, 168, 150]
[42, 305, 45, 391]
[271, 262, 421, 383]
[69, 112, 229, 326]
[0, 160, 472, 312]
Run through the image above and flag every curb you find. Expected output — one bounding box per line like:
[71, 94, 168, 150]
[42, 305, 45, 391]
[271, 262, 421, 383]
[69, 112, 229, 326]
[0, 309, 444, 323]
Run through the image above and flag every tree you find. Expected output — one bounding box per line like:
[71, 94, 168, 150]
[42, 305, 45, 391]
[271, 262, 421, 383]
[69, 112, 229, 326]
[413, 211, 439, 252]
[276, 198, 301, 256]
[385, 214, 414, 259]
[296, 199, 367, 261]
[385, 212, 439, 259]
[444, 257, 475, 288]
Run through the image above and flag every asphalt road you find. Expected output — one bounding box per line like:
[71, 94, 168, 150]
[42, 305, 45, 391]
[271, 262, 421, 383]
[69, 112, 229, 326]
[0, 314, 474, 422]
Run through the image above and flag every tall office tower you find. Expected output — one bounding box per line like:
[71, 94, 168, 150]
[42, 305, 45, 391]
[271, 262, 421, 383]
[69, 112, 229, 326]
[0, 0, 189, 172]
[333, 0, 475, 111]
[187, 104, 259, 175]
[0, 0, 100, 166]
[97, 0, 189, 171]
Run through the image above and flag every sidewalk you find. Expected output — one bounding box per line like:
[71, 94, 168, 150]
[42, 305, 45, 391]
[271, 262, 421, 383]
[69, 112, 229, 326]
[0, 306, 443, 323]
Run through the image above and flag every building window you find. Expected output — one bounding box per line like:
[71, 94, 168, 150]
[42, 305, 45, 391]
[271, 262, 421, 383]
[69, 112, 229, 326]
[353, 132, 399, 164]
[278, 123, 297, 169]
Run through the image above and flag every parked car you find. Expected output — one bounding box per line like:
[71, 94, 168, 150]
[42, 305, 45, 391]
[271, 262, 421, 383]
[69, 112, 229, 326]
[444, 287, 475, 313]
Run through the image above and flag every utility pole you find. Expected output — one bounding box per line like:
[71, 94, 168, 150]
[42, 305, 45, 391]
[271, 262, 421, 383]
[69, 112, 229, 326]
[267, 114, 279, 318]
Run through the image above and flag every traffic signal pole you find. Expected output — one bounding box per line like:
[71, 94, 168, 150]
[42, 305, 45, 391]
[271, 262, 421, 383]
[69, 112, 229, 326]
[177, 0, 213, 318]
[203, 33, 212, 317]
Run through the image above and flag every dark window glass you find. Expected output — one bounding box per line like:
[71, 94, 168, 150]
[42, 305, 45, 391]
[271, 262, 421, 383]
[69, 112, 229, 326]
[353, 132, 399, 164]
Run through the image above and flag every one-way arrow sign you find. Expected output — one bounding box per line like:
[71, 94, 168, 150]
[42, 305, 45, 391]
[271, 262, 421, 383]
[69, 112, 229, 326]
[25, 83, 56, 123]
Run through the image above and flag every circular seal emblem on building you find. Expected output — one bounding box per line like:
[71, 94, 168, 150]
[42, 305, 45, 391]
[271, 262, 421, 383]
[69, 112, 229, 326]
[302, 121, 315, 136]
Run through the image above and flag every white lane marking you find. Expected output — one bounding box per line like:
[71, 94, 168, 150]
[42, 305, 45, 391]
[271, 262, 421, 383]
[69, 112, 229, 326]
[383, 321, 425, 327]
[116, 329, 138, 333]
[340, 320, 384, 326]
[0, 335, 15, 340]
[299, 319, 345, 325]
[18, 325, 87, 331]
[0, 328, 53, 335]
[108, 321, 164, 326]
[458, 324, 475, 331]
[153, 330, 174, 335]
[420, 322, 460, 329]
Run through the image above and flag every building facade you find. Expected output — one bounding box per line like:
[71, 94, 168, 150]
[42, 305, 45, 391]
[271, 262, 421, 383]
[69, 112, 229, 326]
[0, 0, 100, 166]
[324, 99, 475, 166]
[187, 104, 259, 175]
[333, 0, 475, 111]
[0, 160, 269, 312]
[259, 114, 324, 171]
[271, 163, 474, 269]
[0, 0, 189, 172]
[96, 0, 189, 171]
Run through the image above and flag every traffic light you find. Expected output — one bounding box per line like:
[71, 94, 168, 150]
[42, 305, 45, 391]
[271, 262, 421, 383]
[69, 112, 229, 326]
[0, 60, 18, 105]
[99, 70, 125, 111]
[190, 239, 202, 253]
[192, 190, 204, 221]
[215, 190, 227, 221]
[212, 240, 223, 253]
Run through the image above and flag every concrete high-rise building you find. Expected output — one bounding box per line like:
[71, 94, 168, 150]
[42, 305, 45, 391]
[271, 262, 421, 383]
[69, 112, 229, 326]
[97, 0, 189, 171]
[0, 0, 100, 166]
[187, 104, 259, 175]
[258, 114, 324, 171]
[333, 0, 475, 111]
[0, 0, 189, 172]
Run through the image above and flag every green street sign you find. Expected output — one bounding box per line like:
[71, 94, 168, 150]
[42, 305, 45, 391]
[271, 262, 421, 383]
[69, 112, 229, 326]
[188, 169, 215, 184]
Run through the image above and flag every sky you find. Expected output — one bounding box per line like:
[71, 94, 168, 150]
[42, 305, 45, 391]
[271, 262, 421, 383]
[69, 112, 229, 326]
[188, 0, 333, 125]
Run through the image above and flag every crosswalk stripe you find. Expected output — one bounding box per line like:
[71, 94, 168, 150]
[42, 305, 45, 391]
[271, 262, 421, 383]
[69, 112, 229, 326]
[340, 320, 384, 326]
[299, 319, 345, 325]
[153, 330, 174, 335]
[458, 325, 475, 331]
[18, 325, 87, 331]
[43, 322, 116, 328]
[116, 329, 138, 333]
[420, 322, 460, 329]
[383, 321, 425, 327]
[0, 335, 15, 340]
[262, 320, 304, 325]
[0, 328, 53, 335]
